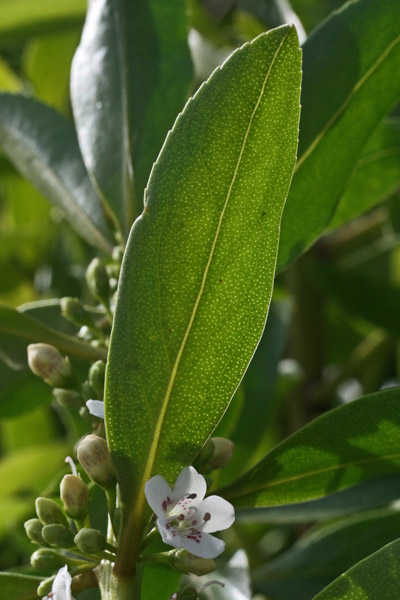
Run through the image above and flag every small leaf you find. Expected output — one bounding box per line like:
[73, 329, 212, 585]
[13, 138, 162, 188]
[0, 572, 42, 600]
[0, 303, 107, 368]
[0, 94, 114, 253]
[71, 0, 193, 233]
[278, 0, 400, 269]
[313, 538, 400, 599]
[221, 387, 400, 507]
[106, 25, 301, 569]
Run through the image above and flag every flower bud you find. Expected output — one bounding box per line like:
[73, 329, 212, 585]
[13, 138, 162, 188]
[196, 437, 235, 473]
[35, 497, 68, 527]
[168, 549, 216, 576]
[60, 474, 90, 520]
[37, 576, 55, 597]
[42, 524, 74, 548]
[86, 258, 110, 306]
[30, 548, 65, 570]
[27, 344, 73, 388]
[53, 388, 83, 409]
[61, 297, 97, 329]
[24, 518, 45, 545]
[74, 528, 106, 554]
[77, 435, 116, 489]
[89, 360, 106, 399]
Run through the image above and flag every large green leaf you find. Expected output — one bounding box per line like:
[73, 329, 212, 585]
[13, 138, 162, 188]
[254, 508, 400, 600]
[278, 0, 400, 269]
[0, 304, 106, 369]
[0, 94, 114, 253]
[106, 25, 301, 570]
[71, 0, 192, 233]
[0, 0, 85, 44]
[313, 538, 400, 599]
[0, 573, 42, 600]
[220, 387, 400, 507]
[329, 117, 400, 230]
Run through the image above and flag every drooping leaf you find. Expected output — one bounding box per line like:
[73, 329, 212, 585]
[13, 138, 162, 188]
[0, 304, 106, 369]
[254, 508, 400, 600]
[71, 0, 193, 233]
[106, 25, 301, 568]
[220, 387, 400, 507]
[0, 0, 85, 45]
[328, 117, 400, 230]
[278, 0, 400, 269]
[0, 94, 114, 253]
[0, 572, 42, 600]
[313, 538, 400, 599]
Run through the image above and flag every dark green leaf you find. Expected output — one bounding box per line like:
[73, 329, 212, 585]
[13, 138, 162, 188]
[313, 538, 400, 599]
[71, 0, 193, 233]
[106, 26, 301, 567]
[220, 387, 400, 507]
[0, 572, 42, 600]
[329, 118, 400, 230]
[278, 0, 400, 269]
[254, 509, 400, 600]
[0, 94, 114, 253]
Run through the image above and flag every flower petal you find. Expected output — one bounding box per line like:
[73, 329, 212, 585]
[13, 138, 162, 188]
[156, 518, 183, 549]
[182, 531, 225, 558]
[198, 495, 235, 533]
[172, 466, 206, 503]
[145, 474, 173, 517]
[51, 565, 72, 600]
[86, 400, 105, 419]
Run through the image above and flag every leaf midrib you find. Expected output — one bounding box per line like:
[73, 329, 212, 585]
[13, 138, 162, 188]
[225, 451, 400, 502]
[295, 34, 400, 172]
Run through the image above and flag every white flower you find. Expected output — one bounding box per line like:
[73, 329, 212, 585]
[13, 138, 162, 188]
[145, 466, 235, 559]
[43, 565, 72, 600]
[86, 399, 104, 419]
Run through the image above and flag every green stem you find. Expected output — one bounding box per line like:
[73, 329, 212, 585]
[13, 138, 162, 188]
[140, 526, 158, 550]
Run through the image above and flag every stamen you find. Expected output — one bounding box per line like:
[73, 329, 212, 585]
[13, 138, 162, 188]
[178, 514, 185, 521]
[65, 456, 78, 476]
[199, 581, 225, 593]
[187, 493, 197, 499]
[203, 512, 211, 522]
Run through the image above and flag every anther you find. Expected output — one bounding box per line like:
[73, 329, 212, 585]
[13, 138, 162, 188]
[187, 493, 197, 499]
[204, 512, 211, 522]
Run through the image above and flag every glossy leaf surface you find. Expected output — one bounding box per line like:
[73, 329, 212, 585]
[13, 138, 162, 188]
[71, 0, 192, 232]
[221, 388, 400, 507]
[106, 26, 301, 566]
[0, 94, 113, 253]
[313, 538, 400, 599]
[278, 0, 400, 269]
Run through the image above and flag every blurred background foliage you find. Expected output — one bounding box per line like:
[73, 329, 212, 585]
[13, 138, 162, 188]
[0, 1, 399, 598]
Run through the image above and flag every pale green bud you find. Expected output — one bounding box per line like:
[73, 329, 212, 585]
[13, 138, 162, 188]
[89, 360, 106, 399]
[86, 258, 110, 306]
[61, 297, 96, 329]
[35, 497, 68, 527]
[74, 528, 106, 554]
[30, 548, 65, 570]
[27, 344, 73, 388]
[37, 576, 55, 597]
[77, 434, 116, 489]
[42, 524, 74, 548]
[168, 549, 216, 576]
[195, 437, 235, 473]
[60, 474, 90, 520]
[53, 388, 83, 408]
[24, 518, 44, 545]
